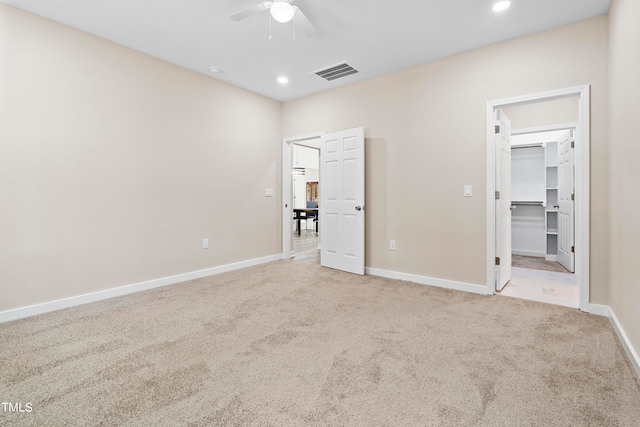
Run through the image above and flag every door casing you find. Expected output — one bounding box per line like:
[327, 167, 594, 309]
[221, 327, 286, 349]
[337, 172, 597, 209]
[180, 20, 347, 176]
[486, 85, 590, 312]
[495, 109, 513, 291]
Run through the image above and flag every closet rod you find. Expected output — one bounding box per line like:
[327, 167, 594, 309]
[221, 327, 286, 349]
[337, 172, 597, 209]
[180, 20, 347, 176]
[511, 201, 545, 206]
[512, 143, 544, 149]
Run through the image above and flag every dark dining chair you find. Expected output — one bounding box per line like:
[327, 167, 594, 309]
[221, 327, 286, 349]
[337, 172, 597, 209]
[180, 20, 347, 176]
[305, 201, 318, 233]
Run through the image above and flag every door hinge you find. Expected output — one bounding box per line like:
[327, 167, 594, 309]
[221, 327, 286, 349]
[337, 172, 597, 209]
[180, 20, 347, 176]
[495, 191, 500, 200]
[495, 257, 501, 266]
[571, 193, 575, 201]
[495, 125, 500, 134]
[571, 140, 575, 149]
[571, 246, 575, 253]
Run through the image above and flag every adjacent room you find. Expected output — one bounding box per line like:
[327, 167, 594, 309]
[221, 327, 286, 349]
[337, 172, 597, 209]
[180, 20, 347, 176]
[1, 0, 639, 425]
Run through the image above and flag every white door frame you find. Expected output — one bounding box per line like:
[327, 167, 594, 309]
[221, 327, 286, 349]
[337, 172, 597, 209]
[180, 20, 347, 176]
[282, 132, 326, 260]
[486, 85, 590, 312]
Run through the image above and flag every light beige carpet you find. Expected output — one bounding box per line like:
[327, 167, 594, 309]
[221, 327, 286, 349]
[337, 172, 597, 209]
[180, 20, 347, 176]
[1, 260, 639, 426]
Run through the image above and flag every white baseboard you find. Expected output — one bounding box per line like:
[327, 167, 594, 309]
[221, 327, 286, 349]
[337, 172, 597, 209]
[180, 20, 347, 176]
[608, 308, 640, 379]
[366, 267, 488, 295]
[0, 254, 282, 323]
[587, 303, 610, 317]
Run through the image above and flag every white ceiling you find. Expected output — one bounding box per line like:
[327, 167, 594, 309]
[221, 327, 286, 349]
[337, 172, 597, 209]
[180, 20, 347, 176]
[1, 0, 611, 102]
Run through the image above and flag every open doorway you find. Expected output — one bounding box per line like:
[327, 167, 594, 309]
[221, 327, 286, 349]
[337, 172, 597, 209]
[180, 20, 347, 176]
[282, 128, 366, 274]
[505, 127, 577, 308]
[291, 143, 320, 264]
[486, 85, 591, 312]
[281, 132, 324, 264]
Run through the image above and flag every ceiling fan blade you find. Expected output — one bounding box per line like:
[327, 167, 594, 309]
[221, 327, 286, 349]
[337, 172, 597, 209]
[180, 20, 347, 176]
[230, 2, 271, 21]
[294, 8, 318, 37]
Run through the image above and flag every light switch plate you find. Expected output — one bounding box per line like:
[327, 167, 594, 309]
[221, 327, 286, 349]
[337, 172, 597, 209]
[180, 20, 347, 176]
[464, 185, 472, 197]
[265, 188, 274, 197]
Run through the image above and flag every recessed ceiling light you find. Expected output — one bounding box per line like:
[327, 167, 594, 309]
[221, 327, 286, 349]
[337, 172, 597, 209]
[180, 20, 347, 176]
[492, 1, 511, 12]
[277, 76, 289, 84]
[209, 66, 223, 73]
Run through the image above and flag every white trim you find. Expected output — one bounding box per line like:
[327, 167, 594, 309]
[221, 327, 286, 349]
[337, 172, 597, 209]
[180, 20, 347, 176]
[609, 308, 640, 379]
[486, 85, 590, 312]
[512, 123, 579, 136]
[366, 267, 488, 295]
[488, 85, 589, 108]
[282, 132, 326, 260]
[486, 103, 497, 294]
[0, 254, 282, 323]
[587, 303, 610, 317]
[575, 86, 591, 311]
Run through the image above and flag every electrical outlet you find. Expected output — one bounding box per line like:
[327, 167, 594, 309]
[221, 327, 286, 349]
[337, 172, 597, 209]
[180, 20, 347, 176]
[390, 240, 396, 251]
[202, 238, 209, 249]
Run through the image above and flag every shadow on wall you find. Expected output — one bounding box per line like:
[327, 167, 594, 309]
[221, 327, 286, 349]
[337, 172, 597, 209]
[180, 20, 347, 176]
[364, 137, 388, 267]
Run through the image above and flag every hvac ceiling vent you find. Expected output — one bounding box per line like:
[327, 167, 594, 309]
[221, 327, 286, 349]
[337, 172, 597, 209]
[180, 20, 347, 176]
[314, 62, 359, 81]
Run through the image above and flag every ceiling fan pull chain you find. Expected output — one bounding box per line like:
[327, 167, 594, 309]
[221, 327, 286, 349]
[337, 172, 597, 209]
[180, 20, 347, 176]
[269, 13, 272, 40]
[293, 15, 296, 40]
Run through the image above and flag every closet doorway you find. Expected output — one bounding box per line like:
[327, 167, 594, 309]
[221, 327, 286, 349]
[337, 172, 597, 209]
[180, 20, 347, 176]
[507, 127, 577, 308]
[486, 85, 590, 312]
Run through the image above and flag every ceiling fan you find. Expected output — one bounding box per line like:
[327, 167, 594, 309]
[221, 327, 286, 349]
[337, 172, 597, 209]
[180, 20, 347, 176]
[230, 0, 319, 38]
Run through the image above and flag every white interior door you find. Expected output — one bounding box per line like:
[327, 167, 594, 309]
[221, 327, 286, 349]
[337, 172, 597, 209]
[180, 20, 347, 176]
[558, 130, 575, 272]
[495, 110, 512, 291]
[320, 127, 365, 275]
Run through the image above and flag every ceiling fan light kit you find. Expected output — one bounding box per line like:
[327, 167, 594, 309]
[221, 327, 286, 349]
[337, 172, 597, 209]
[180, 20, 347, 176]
[270, 1, 295, 23]
[230, 0, 318, 39]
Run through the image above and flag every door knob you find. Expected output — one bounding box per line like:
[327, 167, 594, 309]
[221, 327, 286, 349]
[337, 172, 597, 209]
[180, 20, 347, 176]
[355, 206, 362, 211]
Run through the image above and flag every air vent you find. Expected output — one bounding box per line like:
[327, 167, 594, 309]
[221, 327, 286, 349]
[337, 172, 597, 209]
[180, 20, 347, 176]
[314, 62, 359, 81]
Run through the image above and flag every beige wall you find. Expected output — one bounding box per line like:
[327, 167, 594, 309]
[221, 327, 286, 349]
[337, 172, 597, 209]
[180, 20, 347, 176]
[283, 16, 609, 301]
[0, 4, 282, 312]
[0, 3, 622, 327]
[608, 0, 640, 362]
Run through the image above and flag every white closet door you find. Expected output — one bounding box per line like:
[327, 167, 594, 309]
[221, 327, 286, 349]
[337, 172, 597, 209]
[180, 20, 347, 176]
[558, 131, 575, 272]
[495, 110, 512, 291]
